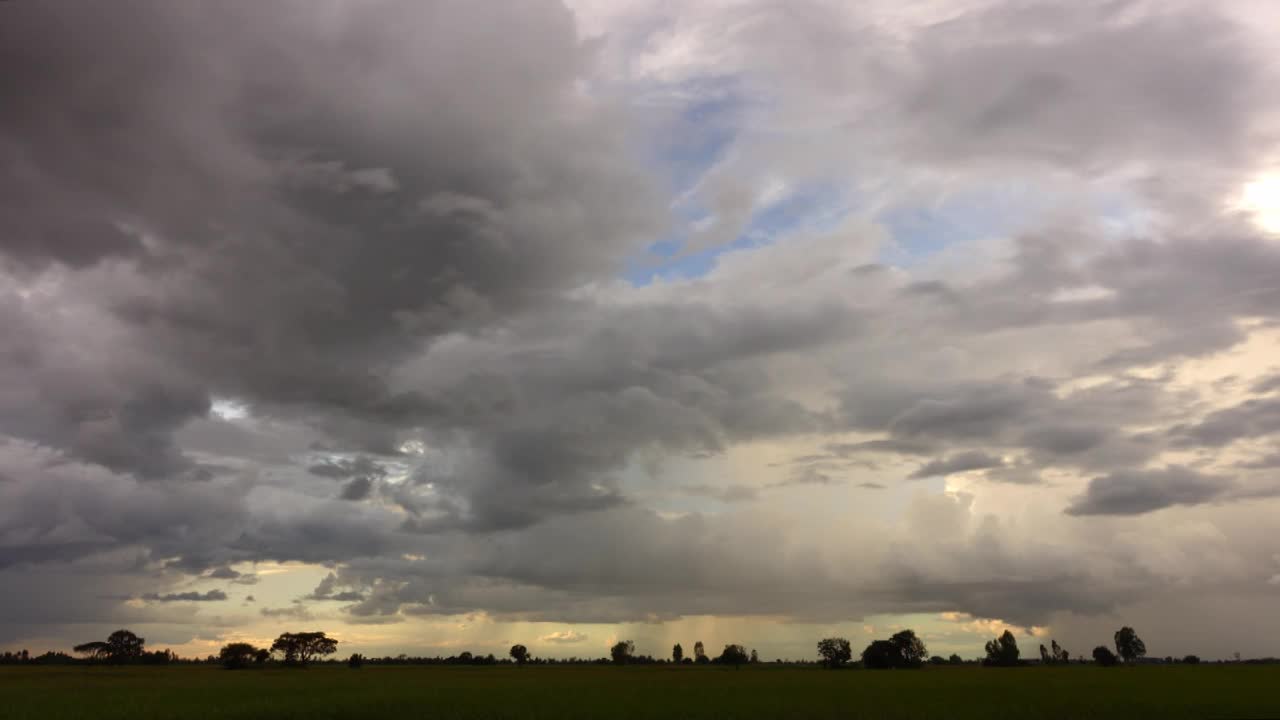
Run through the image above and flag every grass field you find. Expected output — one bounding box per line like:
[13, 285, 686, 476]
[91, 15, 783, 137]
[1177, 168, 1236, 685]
[3, 664, 1279, 720]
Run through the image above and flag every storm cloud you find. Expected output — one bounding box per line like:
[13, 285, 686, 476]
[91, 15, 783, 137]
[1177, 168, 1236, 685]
[3, 0, 1280, 661]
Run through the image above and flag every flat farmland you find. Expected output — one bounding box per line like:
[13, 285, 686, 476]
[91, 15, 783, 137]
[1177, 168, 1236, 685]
[3, 664, 1278, 720]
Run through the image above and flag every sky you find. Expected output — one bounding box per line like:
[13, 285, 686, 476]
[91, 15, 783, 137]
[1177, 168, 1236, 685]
[2, 0, 1280, 663]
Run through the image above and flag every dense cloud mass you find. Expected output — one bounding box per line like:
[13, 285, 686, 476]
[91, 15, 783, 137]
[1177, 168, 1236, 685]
[2, 0, 1280, 659]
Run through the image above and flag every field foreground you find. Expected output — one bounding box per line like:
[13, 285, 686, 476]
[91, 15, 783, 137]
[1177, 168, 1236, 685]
[3, 664, 1278, 720]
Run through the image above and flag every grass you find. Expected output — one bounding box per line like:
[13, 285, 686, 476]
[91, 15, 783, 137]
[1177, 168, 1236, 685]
[2, 664, 1279, 720]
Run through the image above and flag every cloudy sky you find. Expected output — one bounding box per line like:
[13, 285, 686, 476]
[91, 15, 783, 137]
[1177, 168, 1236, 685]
[3, 0, 1280, 662]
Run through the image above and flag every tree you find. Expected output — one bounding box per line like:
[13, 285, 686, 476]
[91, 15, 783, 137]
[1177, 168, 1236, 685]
[694, 641, 708, 665]
[889, 630, 928, 669]
[861, 640, 900, 669]
[858, 630, 927, 670]
[348, 653, 364, 669]
[948, 654, 963, 665]
[73, 630, 145, 663]
[107, 630, 145, 661]
[1183, 655, 1200, 665]
[1040, 644, 1051, 664]
[750, 649, 759, 664]
[718, 644, 749, 668]
[254, 648, 270, 665]
[1052, 640, 1069, 664]
[270, 631, 338, 666]
[1093, 646, 1119, 667]
[219, 642, 261, 670]
[1113, 627, 1146, 664]
[983, 630, 1020, 666]
[510, 644, 529, 666]
[610, 640, 635, 665]
[817, 637, 853, 669]
[72, 641, 111, 661]
[672, 643, 684, 664]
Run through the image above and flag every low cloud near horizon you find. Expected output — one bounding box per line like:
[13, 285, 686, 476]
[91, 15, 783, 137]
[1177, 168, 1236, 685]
[2, 0, 1280, 662]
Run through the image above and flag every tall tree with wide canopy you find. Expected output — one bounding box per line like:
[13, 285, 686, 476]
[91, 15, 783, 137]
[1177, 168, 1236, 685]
[270, 632, 338, 666]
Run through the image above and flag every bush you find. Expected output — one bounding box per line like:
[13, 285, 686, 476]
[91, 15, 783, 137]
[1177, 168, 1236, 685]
[219, 643, 261, 670]
[1093, 646, 1119, 667]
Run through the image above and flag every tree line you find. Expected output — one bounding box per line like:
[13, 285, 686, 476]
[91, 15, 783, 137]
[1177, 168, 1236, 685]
[2, 623, 1268, 669]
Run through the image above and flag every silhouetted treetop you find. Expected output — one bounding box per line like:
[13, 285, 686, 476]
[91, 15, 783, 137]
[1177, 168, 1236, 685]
[610, 640, 635, 665]
[1114, 627, 1146, 663]
[984, 630, 1020, 666]
[74, 630, 145, 663]
[270, 631, 337, 666]
[219, 642, 261, 670]
[1093, 645, 1119, 667]
[510, 644, 529, 666]
[817, 637, 852, 669]
[717, 644, 749, 667]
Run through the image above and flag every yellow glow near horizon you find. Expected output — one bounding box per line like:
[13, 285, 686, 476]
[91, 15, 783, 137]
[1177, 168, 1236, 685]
[1236, 173, 1280, 235]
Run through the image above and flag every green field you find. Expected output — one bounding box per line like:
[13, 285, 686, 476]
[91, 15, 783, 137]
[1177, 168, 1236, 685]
[3, 664, 1278, 720]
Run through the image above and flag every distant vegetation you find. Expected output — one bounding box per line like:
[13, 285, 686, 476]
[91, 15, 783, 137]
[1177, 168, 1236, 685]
[2, 622, 1275, 671]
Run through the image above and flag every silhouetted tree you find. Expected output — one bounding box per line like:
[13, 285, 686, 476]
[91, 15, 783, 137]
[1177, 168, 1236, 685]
[107, 630, 145, 660]
[672, 643, 684, 664]
[861, 640, 899, 669]
[750, 649, 759, 664]
[1093, 646, 1119, 667]
[270, 631, 338, 666]
[74, 630, 145, 663]
[817, 637, 852, 669]
[929, 655, 946, 665]
[1052, 640, 1069, 664]
[610, 640, 635, 665]
[1114, 627, 1146, 663]
[72, 641, 111, 661]
[948, 654, 963, 665]
[254, 648, 270, 665]
[984, 630, 1020, 666]
[219, 642, 261, 670]
[1040, 644, 1051, 664]
[890, 630, 927, 669]
[348, 653, 364, 668]
[1183, 655, 1200, 664]
[510, 645, 529, 666]
[718, 644, 749, 668]
[694, 641, 708, 665]
[859, 630, 927, 669]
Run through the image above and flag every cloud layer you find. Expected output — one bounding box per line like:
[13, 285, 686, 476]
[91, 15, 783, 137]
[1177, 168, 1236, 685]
[3, 0, 1280, 659]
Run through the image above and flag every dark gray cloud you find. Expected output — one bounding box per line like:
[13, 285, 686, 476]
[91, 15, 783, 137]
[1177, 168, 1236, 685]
[908, 451, 1005, 479]
[0, 0, 661, 479]
[142, 590, 228, 603]
[1065, 467, 1233, 516]
[1176, 397, 1280, 448]
[1250, 372, 1280, 395]
[260, 605, 313, 620]
[308, 455, 388, 481]
[339, 477, 376, 501]
[1237, 450, 1280, 470]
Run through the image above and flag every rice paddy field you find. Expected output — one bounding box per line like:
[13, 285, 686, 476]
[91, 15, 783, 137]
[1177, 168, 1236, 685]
[3, 664, 1278, 720]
